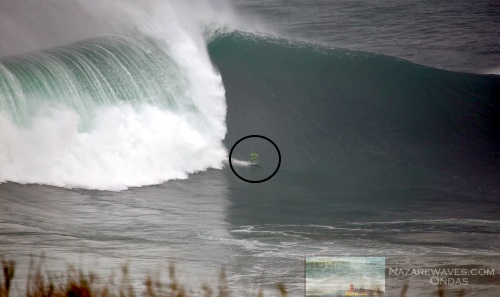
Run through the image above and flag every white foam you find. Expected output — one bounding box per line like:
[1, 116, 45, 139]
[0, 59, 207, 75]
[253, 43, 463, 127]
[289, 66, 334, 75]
[0, 0, 252, 190]
[0, 104, 227, 190]
[230, 159, 253, 167]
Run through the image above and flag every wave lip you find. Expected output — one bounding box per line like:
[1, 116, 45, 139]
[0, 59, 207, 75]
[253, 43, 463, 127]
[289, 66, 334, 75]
[0, 35, 227, 190]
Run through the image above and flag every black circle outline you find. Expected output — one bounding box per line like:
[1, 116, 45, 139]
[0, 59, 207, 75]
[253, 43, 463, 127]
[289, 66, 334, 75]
[229, 135, 281, 183]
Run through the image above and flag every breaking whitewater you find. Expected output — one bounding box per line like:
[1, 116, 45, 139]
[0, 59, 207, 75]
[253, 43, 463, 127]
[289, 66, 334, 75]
[0, 0, 240, 190]
[0, 35, 227, 190]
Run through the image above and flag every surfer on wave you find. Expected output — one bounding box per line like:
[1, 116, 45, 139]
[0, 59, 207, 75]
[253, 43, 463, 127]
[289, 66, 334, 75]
[250, 152, 258, 164]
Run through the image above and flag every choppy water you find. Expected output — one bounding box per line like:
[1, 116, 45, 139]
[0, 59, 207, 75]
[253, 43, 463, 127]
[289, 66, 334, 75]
[232, 0, 500, 74]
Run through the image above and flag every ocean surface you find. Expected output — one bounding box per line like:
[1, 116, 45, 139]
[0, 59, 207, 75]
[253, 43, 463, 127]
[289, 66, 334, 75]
[0, 1, 499, 296]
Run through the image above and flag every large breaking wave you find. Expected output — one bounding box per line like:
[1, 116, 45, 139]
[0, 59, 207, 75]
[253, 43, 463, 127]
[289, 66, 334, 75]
[1, 1, 498, 194]
[0, 34, 227, 190]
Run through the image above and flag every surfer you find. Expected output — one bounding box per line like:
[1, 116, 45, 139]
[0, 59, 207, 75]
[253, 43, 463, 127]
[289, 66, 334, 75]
[250, 152, 258, 164]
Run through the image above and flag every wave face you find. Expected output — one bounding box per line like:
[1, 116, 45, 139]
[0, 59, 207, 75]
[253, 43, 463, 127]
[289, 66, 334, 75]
[210, 32, 500, 193]
[0, 35, 226, 190]
[1, 27, 498, 193]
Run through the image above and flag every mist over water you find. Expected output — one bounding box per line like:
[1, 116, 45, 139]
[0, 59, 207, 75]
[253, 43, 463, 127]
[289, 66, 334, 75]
[0, 0, 246, 57]
[0, 0, 241, 190]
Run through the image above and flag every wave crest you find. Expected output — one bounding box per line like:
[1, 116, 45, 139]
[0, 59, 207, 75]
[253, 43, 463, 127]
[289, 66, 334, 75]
[0, 35, 227, 190]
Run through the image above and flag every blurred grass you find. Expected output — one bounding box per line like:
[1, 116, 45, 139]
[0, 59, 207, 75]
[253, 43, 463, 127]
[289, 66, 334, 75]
[1, 256, 463, 297]
[0, 256, 287, 297]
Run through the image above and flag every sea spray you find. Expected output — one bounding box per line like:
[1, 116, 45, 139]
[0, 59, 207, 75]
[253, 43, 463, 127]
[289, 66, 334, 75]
[0, 0, 241, 190]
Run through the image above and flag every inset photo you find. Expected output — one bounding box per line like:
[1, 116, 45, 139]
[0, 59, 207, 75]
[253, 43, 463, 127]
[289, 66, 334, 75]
[306, 256, 385, 296]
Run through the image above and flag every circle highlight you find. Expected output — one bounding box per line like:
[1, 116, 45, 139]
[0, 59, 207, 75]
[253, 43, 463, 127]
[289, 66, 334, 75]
[228, 135, 281, 183]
